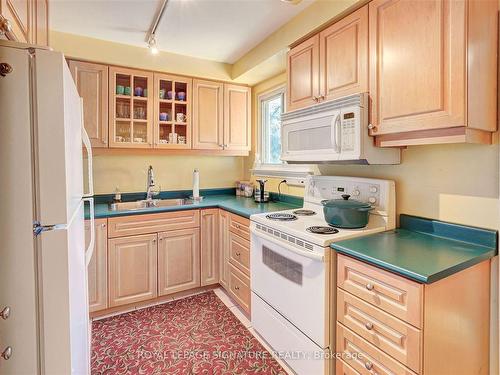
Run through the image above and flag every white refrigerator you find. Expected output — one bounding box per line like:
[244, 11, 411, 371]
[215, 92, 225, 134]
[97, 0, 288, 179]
[0, 40, 94, 374]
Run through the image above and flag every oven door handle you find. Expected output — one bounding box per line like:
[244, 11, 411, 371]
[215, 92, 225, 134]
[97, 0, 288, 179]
[251, 227, 325, 262]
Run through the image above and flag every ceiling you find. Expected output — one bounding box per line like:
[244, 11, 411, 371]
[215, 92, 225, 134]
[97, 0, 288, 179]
[49, 0, 314, 64]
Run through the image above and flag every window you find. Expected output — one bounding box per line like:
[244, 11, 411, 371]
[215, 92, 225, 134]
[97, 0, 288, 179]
[261, 88, 284, 165]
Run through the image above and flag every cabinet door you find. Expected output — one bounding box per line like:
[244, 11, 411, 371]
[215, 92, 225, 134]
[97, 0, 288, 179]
[108, 233, 157, 307]
[69, 60, 109, 148]
[201, 209, 219, 286]
[369, 0, 465, 135]
[109, 66, 154, 148]
[32, 0, 48, 46]
[0, 0, 30, 43]
[85, 218, 108, 312]
[192, 79, 224, 150]
[218, 209, 230, 289]
[158, 228, 200, 296]
[287, 34, 320, 111]
[319, 5, 368, 102]
[223, 84, 251, 151]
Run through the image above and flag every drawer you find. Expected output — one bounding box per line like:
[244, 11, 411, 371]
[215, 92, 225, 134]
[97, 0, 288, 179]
[337, 255, 423, 328]
[337, 289, 421, 373]
[108, 210, 200, 238]
[337, 323, 417, 375]
[229, 263, 251, 315]
[229, 231, 250, 276]
[336, 359, 361, 375]
[229, 212, 250, 240]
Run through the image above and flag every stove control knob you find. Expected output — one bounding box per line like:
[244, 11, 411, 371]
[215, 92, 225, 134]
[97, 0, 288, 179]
[368, 197, 377, 204]
[369, 186, 378, 193]
[352, 189, 360, 197]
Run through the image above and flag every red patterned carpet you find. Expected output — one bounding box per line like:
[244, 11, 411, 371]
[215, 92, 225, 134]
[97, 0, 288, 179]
[91, 291, 287, 374]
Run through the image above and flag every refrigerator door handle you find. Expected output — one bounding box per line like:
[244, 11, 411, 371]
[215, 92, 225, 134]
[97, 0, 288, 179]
[81, 100, 94, 198]
[83, 197, 95, 267]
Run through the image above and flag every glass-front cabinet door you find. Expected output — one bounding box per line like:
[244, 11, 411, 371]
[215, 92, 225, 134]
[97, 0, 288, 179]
[109, 67, 154, 148]
[153, 73, 192, 149]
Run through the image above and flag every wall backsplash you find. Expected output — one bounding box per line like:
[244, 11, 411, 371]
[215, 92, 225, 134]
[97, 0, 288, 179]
[89, 155, 244, 194]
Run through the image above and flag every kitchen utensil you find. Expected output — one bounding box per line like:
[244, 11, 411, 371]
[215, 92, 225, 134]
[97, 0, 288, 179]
[116, 85, 124, 95]
[176, 113, 187, 122]
[254, 179, 269, 203]
[177, 91, 186, 101]
[321, 194, 373, 228]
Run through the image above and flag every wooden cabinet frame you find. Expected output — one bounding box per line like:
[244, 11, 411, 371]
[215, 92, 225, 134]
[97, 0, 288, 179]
[201, 209, 219, 286]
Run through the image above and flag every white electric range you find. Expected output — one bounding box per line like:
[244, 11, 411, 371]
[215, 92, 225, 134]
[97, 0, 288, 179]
[250, 176, 395, 375]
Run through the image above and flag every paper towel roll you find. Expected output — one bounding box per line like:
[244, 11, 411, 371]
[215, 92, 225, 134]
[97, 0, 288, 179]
[193, 169, 200, 199]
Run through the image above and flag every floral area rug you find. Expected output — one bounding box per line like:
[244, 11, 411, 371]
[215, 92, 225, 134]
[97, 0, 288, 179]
[91, 291, 287, 374]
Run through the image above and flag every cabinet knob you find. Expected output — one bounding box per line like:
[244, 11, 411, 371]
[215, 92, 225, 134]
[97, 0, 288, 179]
[368, 123, 378, 133]
[101, 223, 106, 228]
[0, 63, 13, 77]
[364, 361, 373, 370]
[234, 285, 240, 291]
[365, 322, 374, 330]
[319, 95, 325, 101]
[235, 252, 241, 257]
[0, 306, 10, 320]
[1, 346, 12, 360]
[366, 283, 374, 291]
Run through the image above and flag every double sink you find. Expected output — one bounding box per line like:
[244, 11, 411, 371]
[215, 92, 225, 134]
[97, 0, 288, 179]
[109, 198, 194, 212]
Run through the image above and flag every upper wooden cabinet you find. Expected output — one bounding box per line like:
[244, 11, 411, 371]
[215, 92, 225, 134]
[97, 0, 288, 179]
[85, 218, 108, 312]
[223, 84, 251, 151]
[153, 73, 192, 149]
[287, 35, 320, 112]
[108, 66, 154, 148]
[0, 0, 48, 45]
[370, 0, 498, 146]
[192, 79, 224, 150]
[319, 5, 368, 103]
[69, 60, 109, 148]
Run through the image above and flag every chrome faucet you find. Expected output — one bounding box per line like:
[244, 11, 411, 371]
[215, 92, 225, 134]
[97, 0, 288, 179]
[146, 165, 159, 201]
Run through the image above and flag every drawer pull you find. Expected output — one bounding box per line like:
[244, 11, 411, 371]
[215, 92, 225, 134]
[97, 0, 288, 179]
[235, 252, 241, 257]
[366, 283, 374, 291]
[1, 346, 12, 360]
[0, 306, 10, 320]
[365, 322, 374, 330]
[235, 224, 240, 229]
[365, 361, 373, 370]
[234, 285, 240, 291]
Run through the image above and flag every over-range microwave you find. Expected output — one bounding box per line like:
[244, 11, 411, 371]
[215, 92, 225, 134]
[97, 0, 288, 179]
[281, 93, 400, 164]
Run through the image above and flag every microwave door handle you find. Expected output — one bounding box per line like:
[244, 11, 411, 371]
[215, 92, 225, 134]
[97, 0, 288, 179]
[336, 114, 342, 152]
[331, 113, 341, 153]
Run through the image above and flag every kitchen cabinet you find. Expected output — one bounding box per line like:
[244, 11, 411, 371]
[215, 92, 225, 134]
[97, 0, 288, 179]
[108, 66, 154, 148]
[85, 218, 108, 312]
[192, 79, 224, 150]
[218, 209, 230, 289]
[108, 233, 157, 307]
[0, 0, 48, 45]
[319, 5, 368, 102]
[369, 0, 498, 146]
[223, 84, 251, 151]
[157, 228, 200, 296]
[335, 254, 490, 374]
[228, 264, 251, 315]
[69, 60, 109, 148]
[153, 73, 192, 149]
[200, 209, 219, 286]
[287, 34, 319, 111]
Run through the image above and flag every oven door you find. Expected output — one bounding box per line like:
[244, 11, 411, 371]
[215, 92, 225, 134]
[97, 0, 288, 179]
[250, 228, 327, 347]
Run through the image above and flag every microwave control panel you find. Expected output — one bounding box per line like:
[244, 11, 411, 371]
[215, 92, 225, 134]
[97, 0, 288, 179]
[340, 111, 356, 152]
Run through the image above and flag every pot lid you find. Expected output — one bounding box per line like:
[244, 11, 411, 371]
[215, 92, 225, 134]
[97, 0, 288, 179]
[321, 194, 372, 209]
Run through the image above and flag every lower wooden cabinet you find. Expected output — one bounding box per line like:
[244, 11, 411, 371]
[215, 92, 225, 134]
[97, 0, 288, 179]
[228, 264, 251, 315]
[218, 209, 230, 289]
[158, 228, 200, 296]
[85, 218, 108, 312]
[201, 209, 219, 286]
[108, 233, 158, 307]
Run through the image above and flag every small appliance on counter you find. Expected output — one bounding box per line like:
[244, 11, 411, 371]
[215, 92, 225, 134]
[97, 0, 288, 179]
[236, 181, 253, 197]
[254, 179, 269, 203]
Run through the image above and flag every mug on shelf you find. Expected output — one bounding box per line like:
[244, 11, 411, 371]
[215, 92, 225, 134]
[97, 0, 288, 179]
[134, 87, 143, 96]
[167, 90, 174, 100]
[159, 112, 169, 121]
[124, 86, 131, 95]
[159, 89, 166, 99]
[116, 85, 125, 95]
[177, 91, 186, 101]
[178, 136, 186, 144]
[176, 113, 187, 122]
[169, 133, 178, 144]
[143, 89, 148, 97]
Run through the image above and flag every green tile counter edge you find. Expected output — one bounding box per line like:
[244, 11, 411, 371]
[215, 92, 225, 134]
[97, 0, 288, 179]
[331, 214, 498, 284]
[85, 188, 303, 220]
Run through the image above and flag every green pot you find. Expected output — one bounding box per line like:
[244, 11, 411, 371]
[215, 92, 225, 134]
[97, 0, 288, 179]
[321, 194, 373, 229]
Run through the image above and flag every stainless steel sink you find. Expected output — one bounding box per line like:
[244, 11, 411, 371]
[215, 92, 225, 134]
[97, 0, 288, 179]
[109, 198, 192, 211]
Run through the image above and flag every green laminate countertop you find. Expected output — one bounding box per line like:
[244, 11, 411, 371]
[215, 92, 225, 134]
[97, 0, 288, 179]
[331, 214, 497, 284]
[85, 189, 301, 220]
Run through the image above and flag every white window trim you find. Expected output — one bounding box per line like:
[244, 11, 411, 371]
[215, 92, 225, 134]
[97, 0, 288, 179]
[252, 84, 316, 186]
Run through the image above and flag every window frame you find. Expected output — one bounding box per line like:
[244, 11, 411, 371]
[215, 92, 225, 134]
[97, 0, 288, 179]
[252, 84, 316, 186]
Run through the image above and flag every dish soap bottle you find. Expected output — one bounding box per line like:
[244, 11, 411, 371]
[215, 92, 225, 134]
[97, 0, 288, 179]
[113, 187, 122, 203]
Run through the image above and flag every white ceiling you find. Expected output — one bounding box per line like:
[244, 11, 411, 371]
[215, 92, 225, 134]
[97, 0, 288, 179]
[49, 0, 314, 64]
